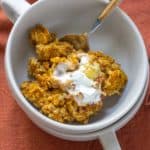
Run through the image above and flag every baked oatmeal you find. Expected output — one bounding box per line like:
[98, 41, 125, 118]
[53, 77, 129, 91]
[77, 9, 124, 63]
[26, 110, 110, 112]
[20, 24, 127, 124]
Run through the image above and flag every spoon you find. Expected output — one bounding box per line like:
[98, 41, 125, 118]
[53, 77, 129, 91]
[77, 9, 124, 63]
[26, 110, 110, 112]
[89, 0, 121, 35]
[60, 0, 121, 51]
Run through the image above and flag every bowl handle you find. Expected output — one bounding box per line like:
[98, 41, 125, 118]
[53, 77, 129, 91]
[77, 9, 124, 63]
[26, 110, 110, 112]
[1, 0, 31, 23]
[99, 131, 121, 150]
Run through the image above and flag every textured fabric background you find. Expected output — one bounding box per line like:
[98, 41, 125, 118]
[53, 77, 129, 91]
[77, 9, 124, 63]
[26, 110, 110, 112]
[0, 0, 150, 150]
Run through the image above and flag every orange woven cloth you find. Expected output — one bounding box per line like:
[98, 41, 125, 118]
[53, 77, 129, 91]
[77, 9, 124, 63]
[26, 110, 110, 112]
[0, 0, 150, 150]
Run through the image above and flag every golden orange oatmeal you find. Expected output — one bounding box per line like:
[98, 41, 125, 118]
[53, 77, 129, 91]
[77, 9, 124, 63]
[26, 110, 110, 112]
[20, 25, 127, 124]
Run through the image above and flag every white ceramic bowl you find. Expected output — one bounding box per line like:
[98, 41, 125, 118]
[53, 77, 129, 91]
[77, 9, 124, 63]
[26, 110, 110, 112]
[2, 0, 148, 137]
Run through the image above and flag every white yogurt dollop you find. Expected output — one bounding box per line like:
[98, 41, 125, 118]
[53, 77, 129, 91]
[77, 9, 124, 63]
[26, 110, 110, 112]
[53, 54, 101, 106]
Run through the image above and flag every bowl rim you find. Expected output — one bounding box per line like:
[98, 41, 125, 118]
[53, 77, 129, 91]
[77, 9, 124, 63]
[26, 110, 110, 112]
[5, 0, 149, 134]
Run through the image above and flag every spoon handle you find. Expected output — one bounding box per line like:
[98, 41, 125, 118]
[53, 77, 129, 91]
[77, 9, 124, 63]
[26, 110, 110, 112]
[98, 0, 120, 21]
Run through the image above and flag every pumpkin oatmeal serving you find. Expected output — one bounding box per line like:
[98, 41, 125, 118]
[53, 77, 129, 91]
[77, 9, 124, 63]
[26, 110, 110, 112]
[20, 25, 127, 124]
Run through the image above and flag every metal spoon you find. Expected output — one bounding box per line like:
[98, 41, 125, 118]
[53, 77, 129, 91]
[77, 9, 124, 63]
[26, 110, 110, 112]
[89, 0, 121, 35]
[60, 0, 121, 51]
